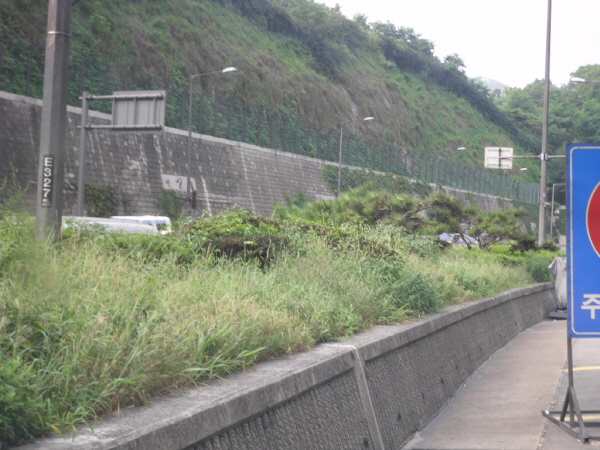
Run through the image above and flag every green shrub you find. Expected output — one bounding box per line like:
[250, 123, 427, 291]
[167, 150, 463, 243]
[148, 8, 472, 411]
[158, 189, 184, 222]
[540, 239, 560, 252]
[0, 358, 46, 447]
[523, 254, 554, 282]
[182, 208, 288, 266]
[65, 183, 118, 217]
[373, 259, 444, 315]
[95, 233, 200, 265]
[393, 271, 444, 315]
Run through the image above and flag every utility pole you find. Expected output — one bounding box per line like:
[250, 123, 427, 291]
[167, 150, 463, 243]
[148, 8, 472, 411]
[538, 0, 552, 246]
[35, 0, 72, 238]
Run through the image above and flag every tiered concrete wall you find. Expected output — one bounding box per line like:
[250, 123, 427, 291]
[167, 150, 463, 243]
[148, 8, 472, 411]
[20, 283, 556, 450]
[1, 91, 510, 217]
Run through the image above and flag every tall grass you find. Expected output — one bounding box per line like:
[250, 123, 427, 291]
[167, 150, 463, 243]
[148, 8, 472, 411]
[0, 209, 553, 445]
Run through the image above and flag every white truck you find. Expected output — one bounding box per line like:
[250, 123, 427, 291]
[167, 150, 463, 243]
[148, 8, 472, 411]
[62, 216, 157, 235]
[110, 215, 173, 235]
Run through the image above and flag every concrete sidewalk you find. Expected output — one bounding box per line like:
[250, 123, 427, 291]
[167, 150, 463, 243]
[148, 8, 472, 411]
[402, 320, 600, 450]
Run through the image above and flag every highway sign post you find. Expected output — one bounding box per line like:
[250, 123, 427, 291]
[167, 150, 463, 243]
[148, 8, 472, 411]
[76, 90, 166, 216]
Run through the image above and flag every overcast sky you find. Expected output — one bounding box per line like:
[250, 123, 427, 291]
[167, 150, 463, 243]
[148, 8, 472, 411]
[317, 0, 600, 89]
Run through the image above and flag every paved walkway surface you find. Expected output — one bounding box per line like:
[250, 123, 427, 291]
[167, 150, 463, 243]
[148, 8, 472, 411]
[402, 319, 600, 450]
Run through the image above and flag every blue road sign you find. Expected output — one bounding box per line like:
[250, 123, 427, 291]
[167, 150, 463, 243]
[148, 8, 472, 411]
[567, 144, 600, 338]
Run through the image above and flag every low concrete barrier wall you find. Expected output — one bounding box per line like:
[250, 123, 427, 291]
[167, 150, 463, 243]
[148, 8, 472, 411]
[19, 283, 556, 450]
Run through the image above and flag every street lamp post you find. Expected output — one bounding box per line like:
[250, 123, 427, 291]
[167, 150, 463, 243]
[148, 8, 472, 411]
[435, 147, 466, 189]
[337, 116, 374, 197]
[187, 67, 236, 214]
[538, 0, 552, 246]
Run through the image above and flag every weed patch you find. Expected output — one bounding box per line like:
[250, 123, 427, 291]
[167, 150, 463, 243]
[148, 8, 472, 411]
[0, 193, 556, 443]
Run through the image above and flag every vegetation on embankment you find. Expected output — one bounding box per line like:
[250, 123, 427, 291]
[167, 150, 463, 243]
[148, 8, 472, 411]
[0, 187, 560, 446]
[0, 0, 536, 176]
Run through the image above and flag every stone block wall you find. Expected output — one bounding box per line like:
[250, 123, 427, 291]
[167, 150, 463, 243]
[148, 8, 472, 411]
[1, 91, 511, 218]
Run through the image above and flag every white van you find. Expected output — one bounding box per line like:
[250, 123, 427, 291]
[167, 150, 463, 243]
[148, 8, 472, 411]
[62, 216, 157, 235]
[111, 215, 173, 235]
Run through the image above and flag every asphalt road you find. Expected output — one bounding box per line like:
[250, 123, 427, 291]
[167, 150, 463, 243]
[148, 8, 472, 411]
[402, 319, 600, 450]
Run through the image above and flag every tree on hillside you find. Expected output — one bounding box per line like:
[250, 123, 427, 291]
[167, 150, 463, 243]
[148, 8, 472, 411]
[275, 185, 437, 231]
[569, 65, 600, 143]
[469, 208, 532, 250]
[424, 191, 478, 248]
[492, 64, 600, 200]
[352, 13, 369, 31]
[498, 81, 545, 138]
[275, 187, 478, 237]
[370, 21, 434, 56]
[443, 53, 465, 73]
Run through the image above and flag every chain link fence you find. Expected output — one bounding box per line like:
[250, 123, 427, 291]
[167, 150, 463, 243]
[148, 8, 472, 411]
[0, 36, 539, 203]
[183, 90, 539, 203]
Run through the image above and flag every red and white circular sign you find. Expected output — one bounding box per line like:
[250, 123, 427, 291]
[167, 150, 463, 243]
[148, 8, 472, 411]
[587, 183, 600, 257]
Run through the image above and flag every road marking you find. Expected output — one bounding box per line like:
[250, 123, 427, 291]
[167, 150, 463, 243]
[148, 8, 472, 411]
[563, 366, 600, 372]
[563, 414, 600, 422]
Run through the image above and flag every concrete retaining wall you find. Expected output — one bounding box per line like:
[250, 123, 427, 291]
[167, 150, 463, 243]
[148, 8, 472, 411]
[0, 91, 333, 217]
[1, 91, 512, 217]
[20, 282, 556, 450]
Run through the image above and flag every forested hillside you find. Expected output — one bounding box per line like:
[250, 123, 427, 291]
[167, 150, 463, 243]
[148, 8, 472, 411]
[5, 0, 598, 193]
[1, 0, 539, 181]
[492, 63, 600, 201]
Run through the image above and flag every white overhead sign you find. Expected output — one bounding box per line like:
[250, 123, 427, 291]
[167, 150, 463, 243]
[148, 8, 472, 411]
[484, 147, 513, 169]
